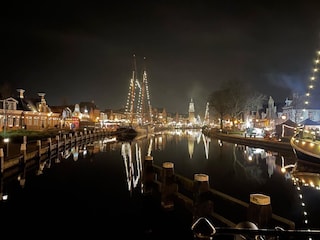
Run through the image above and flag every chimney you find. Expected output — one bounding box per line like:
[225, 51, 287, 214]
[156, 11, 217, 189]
[17, 89, 25, 99]
[38, 92, 46, 104]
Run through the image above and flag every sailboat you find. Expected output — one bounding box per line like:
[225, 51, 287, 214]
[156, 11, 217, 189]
[124, 54, 154, 135]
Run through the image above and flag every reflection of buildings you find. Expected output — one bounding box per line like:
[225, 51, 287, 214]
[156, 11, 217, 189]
[187, 130, 202, 159]
[235, 145, 281, 180]
[265, 152, 276, 177]
[188, 133, 195, 159]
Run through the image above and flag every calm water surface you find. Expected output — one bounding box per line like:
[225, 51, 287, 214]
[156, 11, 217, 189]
[1, 129, 319, 238]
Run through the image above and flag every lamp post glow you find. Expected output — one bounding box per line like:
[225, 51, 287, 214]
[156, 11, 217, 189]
[3, 138, 9, 157]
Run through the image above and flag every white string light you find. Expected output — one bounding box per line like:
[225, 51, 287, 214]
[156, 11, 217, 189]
[304, 50, 320, 110]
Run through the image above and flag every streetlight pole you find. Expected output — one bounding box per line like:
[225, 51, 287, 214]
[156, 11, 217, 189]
[2, 100, 6, 136]
[3, 138, 9, 157]
[2, 100, 9, 157]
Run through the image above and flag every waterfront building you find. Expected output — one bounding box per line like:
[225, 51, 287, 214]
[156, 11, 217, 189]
[50, 101, 101, 130]
[281, 95, 320, 124]
[0, 89, 60, 131]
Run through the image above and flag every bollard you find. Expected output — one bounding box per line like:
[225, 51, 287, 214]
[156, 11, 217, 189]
[193, 174, 214, 221]
[247, 193, 272, 228]
[160, 161, 177, 210]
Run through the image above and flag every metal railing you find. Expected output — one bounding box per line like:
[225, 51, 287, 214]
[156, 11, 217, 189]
[191, 217, 320, 240]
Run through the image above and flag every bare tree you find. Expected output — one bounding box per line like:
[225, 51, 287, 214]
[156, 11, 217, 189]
[209, 88, 233, 129]
[245, 93, 268, 117]
[209, 79, 267, 129]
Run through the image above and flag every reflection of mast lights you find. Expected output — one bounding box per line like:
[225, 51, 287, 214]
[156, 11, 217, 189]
[202, 133, 210, 159]
[122, 142, 142, 192]
[281, 158, 313, 230]
[280, 156, 296, 173]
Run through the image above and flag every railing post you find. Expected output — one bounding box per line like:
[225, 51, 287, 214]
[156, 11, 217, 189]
[247, 193, 272, 228]
[160, 161, 177, 210]
[193, 173, 214, 221]
[56, 135, 60, 152]
[142, 155, 155, 195]
[63, 134, 67, 151]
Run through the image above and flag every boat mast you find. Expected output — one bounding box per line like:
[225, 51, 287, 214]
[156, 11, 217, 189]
[203, 102, 210, 126]
[125, 54, 138, 124]
[140, 57, 153, 124]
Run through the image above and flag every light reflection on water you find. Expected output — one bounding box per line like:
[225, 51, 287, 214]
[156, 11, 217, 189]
[1, 129, 320, 233]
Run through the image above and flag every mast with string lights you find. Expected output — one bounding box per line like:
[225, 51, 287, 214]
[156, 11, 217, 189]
[125, 54, 139, 124]
[125, 55, 152, 125]
[304, 50, 320, 109]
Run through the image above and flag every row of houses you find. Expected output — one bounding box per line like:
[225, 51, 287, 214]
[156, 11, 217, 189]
[0, 89, 175, 132]
[1, 89, 320, 133]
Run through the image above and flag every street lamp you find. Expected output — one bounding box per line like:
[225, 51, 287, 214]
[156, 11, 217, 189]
[3, 138, 9, 157]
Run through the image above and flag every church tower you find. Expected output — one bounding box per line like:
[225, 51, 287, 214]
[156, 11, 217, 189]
[188, 98, 196, 124]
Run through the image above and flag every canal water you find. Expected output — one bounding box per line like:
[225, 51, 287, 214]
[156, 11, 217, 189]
[0, 129, 319, 239]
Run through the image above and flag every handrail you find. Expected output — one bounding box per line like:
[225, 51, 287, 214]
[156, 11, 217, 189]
[192, 217, 320, 239]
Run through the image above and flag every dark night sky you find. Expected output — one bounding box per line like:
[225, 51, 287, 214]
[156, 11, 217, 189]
[2, 1, 320, 116]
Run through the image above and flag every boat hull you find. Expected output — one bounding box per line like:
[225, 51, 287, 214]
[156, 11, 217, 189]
[113, 126, 138, 141]
[290, 137, 320, 164]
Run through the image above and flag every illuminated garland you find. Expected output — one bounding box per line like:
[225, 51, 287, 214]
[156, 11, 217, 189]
[304, 50, 320, 108]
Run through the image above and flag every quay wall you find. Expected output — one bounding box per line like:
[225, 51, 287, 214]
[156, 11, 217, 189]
[203, 128, 294, 153]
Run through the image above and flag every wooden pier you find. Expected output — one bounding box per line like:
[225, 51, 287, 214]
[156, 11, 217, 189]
[0, 129, 110, 173]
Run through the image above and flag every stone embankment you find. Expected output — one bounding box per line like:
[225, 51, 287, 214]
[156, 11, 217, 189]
[203, 128, 293, 153]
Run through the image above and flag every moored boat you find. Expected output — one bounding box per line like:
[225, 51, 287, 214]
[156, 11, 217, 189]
[114, 126, 138, 141]
[290, 135, 320, 164]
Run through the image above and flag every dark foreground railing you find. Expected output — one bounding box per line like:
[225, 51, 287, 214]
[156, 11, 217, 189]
[191, 217, 320, 240]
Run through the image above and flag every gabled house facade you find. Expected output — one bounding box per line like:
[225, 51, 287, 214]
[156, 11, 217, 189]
[0, 89, 60, 131]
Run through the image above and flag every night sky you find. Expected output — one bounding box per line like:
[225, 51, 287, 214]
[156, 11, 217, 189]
[2, 1, 320, 116]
